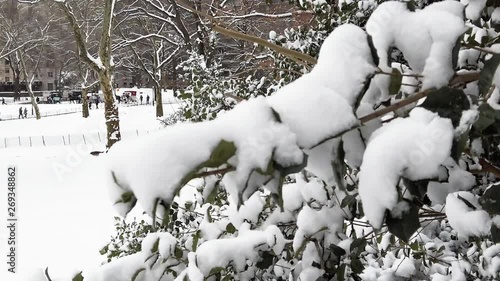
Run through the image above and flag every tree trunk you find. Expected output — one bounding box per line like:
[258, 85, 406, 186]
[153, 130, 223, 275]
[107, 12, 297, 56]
[14, 73, 20, 101]
[172, 58, 178, 93]
[19, 53, 40, 119]
[155, 84, 163, 117]
[82, 87, 89, 118]
[27, 83, 41, 119]
[99, 70, 121, 149]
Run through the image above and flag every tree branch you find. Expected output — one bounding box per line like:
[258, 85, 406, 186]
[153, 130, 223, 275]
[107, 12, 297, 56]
[359, 72, 480, 124]
[57, 2, 100, 72]
[174, 0, 317, 66]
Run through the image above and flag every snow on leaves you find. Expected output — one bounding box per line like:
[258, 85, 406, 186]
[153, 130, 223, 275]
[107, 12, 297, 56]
[106, 24, 378, 221]
[85, 1, 500, 281]
[365, 1, 466, 103]
[359, 107, 454, 230]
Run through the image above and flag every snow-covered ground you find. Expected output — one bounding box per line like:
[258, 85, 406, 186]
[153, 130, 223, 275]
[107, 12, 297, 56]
[0, 104, 179, 137]
[0, 102, 180, 280]
[0, 103, 83, 121]
[0, 90, 180, 121]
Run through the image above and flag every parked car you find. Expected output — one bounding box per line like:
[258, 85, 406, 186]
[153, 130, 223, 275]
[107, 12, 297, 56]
[49, 92, 62, 104]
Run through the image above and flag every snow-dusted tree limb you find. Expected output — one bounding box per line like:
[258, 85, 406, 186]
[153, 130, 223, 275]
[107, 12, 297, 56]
[135, 0, 193, 47]
[99, 0, 115, 71]
[117, 33, 180, 47]
[214, 11, 293, 19]
[174, 0, 317, 66]
[359, 72, 480, 124]
[57, 2, 101, 72]
[0, 38, 44, 60]
[20, 16, 56, 120]
[118, 12, 181, 117]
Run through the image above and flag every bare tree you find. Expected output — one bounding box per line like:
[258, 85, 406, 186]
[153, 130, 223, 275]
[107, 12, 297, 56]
[17, 19, 53, 120]
[55, 0, 121, 149]
[119, 16, 181, 117]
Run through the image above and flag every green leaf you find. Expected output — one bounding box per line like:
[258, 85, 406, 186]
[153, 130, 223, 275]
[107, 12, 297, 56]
[385, 199, 420, 243]
[206, 205, 213, 223]
[271, 108, 282, 123]
[256, 251, 274, 270]
[99, 245, 108, 255]
[329, 244, 347, 258]
[274, 153, 308, 176]
[341, 194, 357, 208]
[402, 178, 428, 200]
[452, 36, 462, 69]
[351, 258, 364, 274]
[120, 191, 135, 203]
[177, 140, 237, 197]
[294, 239, 308, 258]
[410, 240, 419, 251]
[419, 87, 470, 127]
[192, 230, 201, 251]
[175, 246, 183, 259]
[160, 201, 171, 227]
[131, 268, 145, 281]
[152, 238, 160, 253]
[209, 267, 224, 275]
[472, 103, 500, 136]
[256, 159, 275, 176]
[276, 176, 285, 211]
[180, 92, 192, 99]
[451, 130, 469, 162]
[226, 223, 236, 234]
[331, 140, 347, 191]
[491, 224, 500, 243]
[474, 104, 497, 133]
[203, 140, 237, 168]
[478, 53, 500, 97]
[389, 68, 403, 96]
[366, 35, 380, 66]
[406, 0, 416, 11]
[72, 272, 84, 281]
[479, 183, 500, 215]
[350, 238, 367, 258]
[205, 179, 221, 204]
[337, 264, 346, 281]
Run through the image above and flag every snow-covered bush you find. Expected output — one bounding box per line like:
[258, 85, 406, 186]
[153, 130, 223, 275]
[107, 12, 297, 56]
[175, 50, 279, 122]
[174, 0, 377, 122]
[59, 1, 500, 281]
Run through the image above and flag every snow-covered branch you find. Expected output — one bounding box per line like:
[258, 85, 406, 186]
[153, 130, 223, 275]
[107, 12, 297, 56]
[214, 11, 293, 19]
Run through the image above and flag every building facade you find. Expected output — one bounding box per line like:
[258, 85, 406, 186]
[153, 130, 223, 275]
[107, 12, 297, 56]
[0, 59, 58, 92]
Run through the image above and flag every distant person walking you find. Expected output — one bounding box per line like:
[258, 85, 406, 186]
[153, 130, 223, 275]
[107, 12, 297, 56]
[95, 96, 99, 109]
[18, 107, 23, 119]
[1, 98, 5, 105]
[140, 94, 143, 105]
[23, 107, 28, 119]
[146, 95, 150, 105]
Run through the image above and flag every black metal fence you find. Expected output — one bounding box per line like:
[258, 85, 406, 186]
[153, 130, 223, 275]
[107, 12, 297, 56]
[0, 129, 154, 149]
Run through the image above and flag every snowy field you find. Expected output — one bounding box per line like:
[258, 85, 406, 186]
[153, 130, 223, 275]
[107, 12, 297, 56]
[0, 90, 179, 121]
[0, 103, 83, 121]
[0, 101, 181, 280]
